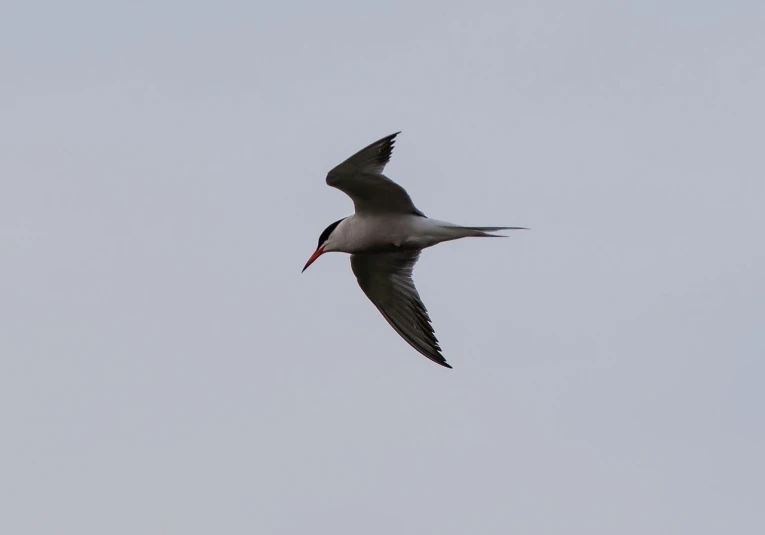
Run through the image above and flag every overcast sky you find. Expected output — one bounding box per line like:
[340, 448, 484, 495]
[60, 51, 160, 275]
[2, 1, 764, 533]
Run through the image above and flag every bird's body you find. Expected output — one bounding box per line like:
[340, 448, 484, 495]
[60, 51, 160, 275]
[324, 214, 503, 254]
[303, 132, 525, 368]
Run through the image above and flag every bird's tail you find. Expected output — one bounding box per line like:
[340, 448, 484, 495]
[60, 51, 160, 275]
[458, 226, 528, 237]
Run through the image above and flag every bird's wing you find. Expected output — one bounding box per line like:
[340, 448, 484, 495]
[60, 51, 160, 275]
[350, 251, 450, 368]
[326, 132, 425, 216]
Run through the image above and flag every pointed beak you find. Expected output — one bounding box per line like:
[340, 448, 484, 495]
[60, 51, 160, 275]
[302, 246, 326, 273]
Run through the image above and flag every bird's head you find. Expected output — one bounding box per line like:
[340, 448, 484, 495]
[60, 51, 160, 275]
[302, 218, 345, 272]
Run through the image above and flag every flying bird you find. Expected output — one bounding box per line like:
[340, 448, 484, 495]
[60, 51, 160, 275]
[302, 132, 525, 368]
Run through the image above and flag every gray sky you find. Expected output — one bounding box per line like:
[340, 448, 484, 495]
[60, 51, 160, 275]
[2, 1, 764, 533]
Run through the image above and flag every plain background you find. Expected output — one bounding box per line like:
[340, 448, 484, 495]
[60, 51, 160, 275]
[2, 1, 764, 533]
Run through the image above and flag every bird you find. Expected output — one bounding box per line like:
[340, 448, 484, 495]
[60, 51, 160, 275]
[302, 132, 525, 368]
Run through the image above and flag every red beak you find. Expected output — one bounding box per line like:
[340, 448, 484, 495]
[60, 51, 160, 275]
[302, 246, 325, 272]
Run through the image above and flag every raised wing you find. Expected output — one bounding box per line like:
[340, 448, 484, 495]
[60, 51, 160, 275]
[351, 251, 450, 368]
[326, 132, 425, 216]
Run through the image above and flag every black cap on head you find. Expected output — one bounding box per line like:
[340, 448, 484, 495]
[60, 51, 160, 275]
[317, 218, 344, 248]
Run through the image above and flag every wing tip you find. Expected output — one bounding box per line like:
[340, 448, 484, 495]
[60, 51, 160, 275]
[383, 130, 401, 148]
[428, 351, 453, 369]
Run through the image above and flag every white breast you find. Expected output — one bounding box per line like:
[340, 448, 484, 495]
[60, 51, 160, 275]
[328, 215, 462, 254]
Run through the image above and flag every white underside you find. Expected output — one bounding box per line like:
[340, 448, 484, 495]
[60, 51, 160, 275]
[324, 214, 482, 254]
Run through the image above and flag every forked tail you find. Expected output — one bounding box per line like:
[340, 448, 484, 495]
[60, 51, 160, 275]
[459, 226, 528, 237]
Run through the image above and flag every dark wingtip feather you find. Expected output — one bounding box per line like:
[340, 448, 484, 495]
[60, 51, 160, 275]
[377, 131, 401, 166]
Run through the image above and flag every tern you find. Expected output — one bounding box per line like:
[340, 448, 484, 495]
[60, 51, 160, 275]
[302, 132, 525, 368]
